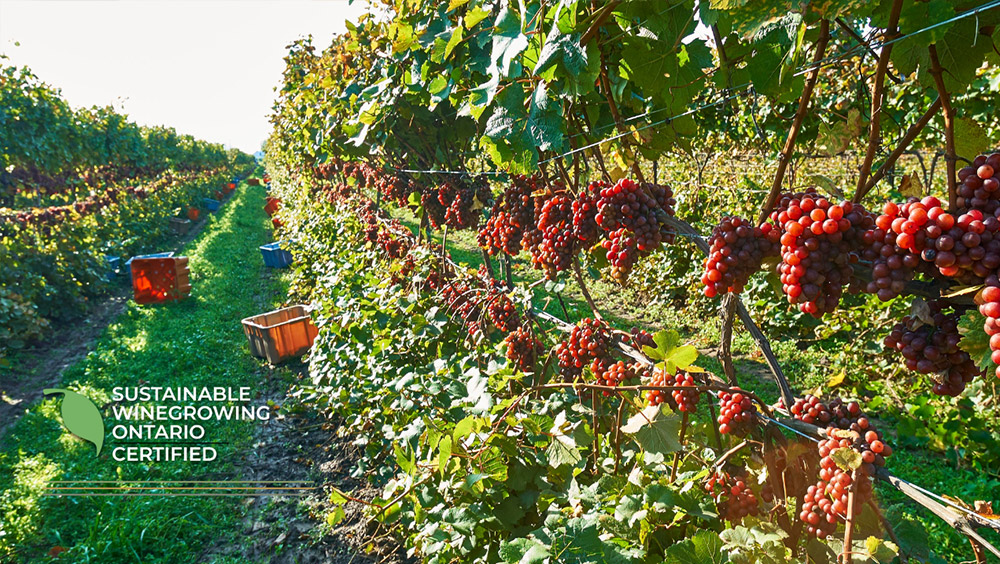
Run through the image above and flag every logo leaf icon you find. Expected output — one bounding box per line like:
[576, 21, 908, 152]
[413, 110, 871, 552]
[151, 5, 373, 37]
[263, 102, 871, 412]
[44, 388, 105, 456]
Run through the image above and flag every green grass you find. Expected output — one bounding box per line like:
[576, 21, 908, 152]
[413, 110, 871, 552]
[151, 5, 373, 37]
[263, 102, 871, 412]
[0, 183, 289, 563]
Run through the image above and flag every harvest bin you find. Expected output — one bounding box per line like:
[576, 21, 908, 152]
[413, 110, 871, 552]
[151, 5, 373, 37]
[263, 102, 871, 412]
[203, 198, 221, 212]
[242, 305, 318, 364]
[259, 242, 293, 268]
[131, 256, 191, 304]
[126, 252, 175, 284]
[264, 197, 280, 217]
[169, 217, 192, 236]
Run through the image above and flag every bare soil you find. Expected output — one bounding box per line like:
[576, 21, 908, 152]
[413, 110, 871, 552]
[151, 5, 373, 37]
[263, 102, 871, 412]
[199, 365, 410, 564]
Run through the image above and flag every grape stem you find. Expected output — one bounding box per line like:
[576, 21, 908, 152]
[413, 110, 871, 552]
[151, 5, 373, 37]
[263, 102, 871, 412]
[572, 255, 603, 320]
[670, 411, 689, 483]
[840, 470, 858, 563]
[757, 19, 831, 225]
[855, 0, 905, 199]
[857, 98, 942, 199]
[928, 45, 958, 210]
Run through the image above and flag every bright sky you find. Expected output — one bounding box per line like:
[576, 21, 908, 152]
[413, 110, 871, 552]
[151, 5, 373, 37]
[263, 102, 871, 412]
[0, 0, 371, 155]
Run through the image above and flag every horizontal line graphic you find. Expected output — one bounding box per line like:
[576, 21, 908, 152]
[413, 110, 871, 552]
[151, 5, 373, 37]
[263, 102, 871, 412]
[40, 492, 311, 497]
[45, 486, 316, 490]
[49, 480, 314, 484]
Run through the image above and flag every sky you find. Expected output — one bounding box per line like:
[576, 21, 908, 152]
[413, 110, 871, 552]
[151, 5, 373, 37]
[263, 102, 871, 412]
[0, 0, 372, 155]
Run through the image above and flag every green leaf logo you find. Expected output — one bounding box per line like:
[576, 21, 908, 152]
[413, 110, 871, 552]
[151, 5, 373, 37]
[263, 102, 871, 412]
[44, 388, 104, 456]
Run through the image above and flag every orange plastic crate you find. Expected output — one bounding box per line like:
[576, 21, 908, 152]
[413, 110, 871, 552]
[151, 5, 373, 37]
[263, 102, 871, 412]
[264, 197, 280, 217]
[131, 257, 191, 304]
[241, 305, 318, 364]
[187, 207, 200, 221]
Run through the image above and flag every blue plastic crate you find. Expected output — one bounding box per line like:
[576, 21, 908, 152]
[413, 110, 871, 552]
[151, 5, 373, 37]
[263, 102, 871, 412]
[126, 252, 175, 284]
[259, 242, 293, 268]
[106, 255, 121, 281]
[203, 198, 221, 212]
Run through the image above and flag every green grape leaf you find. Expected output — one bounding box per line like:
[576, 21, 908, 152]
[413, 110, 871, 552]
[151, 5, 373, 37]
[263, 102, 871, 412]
[830, 447, 862, 471]
[954, 117, 991, 163]
[44, 388, 104, 456]
[958, 309, 994, 372]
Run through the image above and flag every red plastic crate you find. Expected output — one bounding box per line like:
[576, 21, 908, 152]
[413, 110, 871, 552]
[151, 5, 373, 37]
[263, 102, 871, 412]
[131, 257, 191, 304]
[264, 197, 280, 217]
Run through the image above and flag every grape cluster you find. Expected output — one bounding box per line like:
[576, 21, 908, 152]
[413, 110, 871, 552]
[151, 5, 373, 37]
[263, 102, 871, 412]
[603, 228, 639, 284]
[883, 301, 981, 395]
[594, 178, 673, 283]
[771, 190, 874, 316]
[717, 387, 757, 435]
[869, 197, 1000, 288]
[705, 472, 760, 523]
[438, 179, 488, 230]
[802, 423, 892, 538]
[556, 318, 613, 379]
[505, 326, 542, 374]
[702, 217, 780, 297]
[670, 371, 700, 413]
[982, 282, 1000, 378]
[485, 291, 519, 333]
[956, 154, 1000, 214]
[422, 186, 447, 229]
[591, 359, 635, 394]
[630, 327, 655, 352]
[786, 395, 864, 430]
[572, 181, 605, 248]
[646, 368, 671, 407]
[530, 194, 577, 279]
[372, 173, 415, 207]
[377, 228, 409, 259]
[479, 175, 538, 255]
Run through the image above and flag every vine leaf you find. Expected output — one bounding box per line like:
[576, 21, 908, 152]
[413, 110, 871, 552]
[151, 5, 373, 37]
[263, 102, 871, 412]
[43, 388, 104, 456]
[954, 117, 990, 162]
[830, 447, 862, 471]
[898, 173, 923, 198]
[642, 330, 698, 372]
[620, 405, 682, 456]
[662, 529, 726, 564]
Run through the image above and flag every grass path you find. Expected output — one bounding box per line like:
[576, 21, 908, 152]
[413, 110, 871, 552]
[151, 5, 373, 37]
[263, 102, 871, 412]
[0, 183, 289, 563]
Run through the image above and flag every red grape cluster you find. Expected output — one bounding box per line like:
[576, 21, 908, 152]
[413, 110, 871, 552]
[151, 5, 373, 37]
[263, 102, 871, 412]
[702, 217, 780, 297]
[705, 472, 760, 523]
[602, 228, 639, 284]
[982, 282, 1000, 378]
[956, 154, 1000, 214]
[785, 396, 864, 429]
[438, 178, 488, 230]
[422, 186, 447, 229]
[883, 301, 981, 395]
[870, 197, 1000, 287]
[803, 423, 892, 538]
[771, 190, 874, 316]
[505, 326, 542, 374]
[479, 175, 538, 255]
[556, 318, 613, 379]
[646, 368, 671, 406]
[670, 371, 700, 413]
[717, 387, 757, 435]
[485, 291, 519, 333]
[530, 194, 577, 279]
[591, 359, 635, 395]
[594, 178, 673, 283]
[572, 181, 605, 248]
[630, 327, 655, 351]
